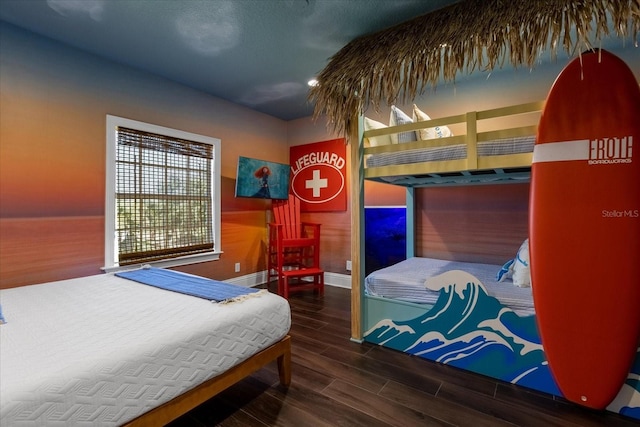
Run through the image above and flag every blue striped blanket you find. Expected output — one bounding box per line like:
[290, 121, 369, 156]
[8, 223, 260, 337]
[115, 268, 260, 302]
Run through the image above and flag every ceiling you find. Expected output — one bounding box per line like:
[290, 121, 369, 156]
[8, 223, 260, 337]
[0, 0, 460, 121]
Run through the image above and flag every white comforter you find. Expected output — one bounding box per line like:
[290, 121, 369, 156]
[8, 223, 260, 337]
[364, 257, 534, 316]
[0, 273, 290, 426]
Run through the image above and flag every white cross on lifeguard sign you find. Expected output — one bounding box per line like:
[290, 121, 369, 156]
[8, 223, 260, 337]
[305, 169, 328, 198]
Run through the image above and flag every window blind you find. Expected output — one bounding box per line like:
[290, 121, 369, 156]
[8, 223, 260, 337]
[115, 127, 214, 266]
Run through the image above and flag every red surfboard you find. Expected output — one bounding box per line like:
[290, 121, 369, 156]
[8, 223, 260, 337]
[530, 49, 640, 410]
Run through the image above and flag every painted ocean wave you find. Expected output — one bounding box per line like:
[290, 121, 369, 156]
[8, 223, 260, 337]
[364, 270, 640, 420]
[608, 351, 640, 418]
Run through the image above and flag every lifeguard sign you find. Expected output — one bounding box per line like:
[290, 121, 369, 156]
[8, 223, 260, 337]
[290, 138, 347, 212]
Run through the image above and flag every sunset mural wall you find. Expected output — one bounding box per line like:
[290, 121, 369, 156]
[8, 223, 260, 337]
[0, 22, 289, 288]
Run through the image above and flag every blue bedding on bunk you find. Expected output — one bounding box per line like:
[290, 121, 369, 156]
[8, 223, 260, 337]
[115, 268, 259, 302]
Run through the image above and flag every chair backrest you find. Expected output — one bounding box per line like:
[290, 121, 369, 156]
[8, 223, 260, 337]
[272, 194, 301, 239]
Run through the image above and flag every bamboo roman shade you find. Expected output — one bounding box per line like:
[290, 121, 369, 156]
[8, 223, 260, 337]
[115, 127, 214, 266]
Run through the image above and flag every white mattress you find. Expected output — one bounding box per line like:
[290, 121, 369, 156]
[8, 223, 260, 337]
[364, 257, 534, 316]
[366, 135, 535, 168]
[0, 273, 291, 426]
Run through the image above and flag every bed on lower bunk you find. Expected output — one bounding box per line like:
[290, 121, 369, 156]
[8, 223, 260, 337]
[364, 255, 534, 314]
[0, 269, 291, 426]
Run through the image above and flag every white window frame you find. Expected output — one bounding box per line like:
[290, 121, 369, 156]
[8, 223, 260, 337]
[103, 115, 221, 272]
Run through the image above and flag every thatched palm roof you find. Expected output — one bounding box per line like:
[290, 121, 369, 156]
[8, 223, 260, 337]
[309, 0, 639, 137]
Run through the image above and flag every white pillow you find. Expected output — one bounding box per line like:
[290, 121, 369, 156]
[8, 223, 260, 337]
[497, 238, 531, 287]
[412, 104, 453, 140]
[512, 238, 531, 288]
[389, 106, 417, 144]
[363, 117, 393, 147]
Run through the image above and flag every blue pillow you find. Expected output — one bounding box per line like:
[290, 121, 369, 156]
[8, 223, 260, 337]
[497, 258, 515, 282]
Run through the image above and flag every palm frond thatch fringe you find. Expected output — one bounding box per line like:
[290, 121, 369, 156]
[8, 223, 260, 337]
[309, 0, 639, 138]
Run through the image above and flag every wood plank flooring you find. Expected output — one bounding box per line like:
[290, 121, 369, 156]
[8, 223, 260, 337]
[168, 285, 637, 426]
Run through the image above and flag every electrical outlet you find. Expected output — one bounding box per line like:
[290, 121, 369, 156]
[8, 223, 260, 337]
[346, 260, 352, 271]
[234, 262, 240, 273]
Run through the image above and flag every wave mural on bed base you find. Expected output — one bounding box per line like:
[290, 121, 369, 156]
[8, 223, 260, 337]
[363, 270, 640, 420]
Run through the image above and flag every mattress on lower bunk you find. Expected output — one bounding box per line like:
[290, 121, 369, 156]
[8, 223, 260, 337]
[364, 257, 534, 316]
[365, 135, 535, 168]
[0, 273, 291, 427]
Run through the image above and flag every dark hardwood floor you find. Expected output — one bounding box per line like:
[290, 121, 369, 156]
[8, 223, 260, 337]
[168, 285, 637, 426]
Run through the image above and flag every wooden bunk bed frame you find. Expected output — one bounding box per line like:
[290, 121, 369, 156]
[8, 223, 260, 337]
[123, 335, 291, 426]
[363, 101, 544, 187]
[350, 100, 544, 341]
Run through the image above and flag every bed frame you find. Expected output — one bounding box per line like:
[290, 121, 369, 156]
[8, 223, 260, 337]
[123, 335, 291, 426]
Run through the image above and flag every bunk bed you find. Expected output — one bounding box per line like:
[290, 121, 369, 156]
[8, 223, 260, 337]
[358, 101, 540, 322]
[0, 270, 291, 426]
[354, 101, 639, 418]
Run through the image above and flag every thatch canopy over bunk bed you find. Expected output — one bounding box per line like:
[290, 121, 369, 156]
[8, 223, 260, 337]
[310, 0, 639, 138]
[307, 0, 639, 342]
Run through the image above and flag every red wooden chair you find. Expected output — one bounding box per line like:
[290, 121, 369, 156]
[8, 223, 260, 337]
[268, 194, 323, 298]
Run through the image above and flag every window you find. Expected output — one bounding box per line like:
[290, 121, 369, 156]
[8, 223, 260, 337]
[104, 116, 221, 272]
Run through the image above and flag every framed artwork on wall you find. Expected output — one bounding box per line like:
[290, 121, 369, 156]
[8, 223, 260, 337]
[364, 206, 406, 276]
[235, 156, 290, 200]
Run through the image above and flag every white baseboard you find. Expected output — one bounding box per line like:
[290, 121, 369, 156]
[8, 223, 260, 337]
[224, 271, 268, 288]
[324, 271, 351, 289]
[225, 270, 351, 290]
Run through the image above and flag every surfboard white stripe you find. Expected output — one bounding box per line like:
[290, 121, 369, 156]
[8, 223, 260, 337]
[532, 139, 590, 163]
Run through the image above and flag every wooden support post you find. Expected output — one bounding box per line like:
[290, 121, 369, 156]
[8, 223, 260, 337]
[466, 111, 478, 170]
[350, 114, 365, 342]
